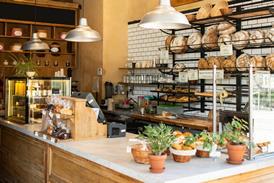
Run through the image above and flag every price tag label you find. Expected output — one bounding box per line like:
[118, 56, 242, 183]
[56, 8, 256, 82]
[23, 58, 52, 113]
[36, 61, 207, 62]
[126, 146, 132, 153]
[43, 134, 47, 140]
[179, 71, 188, 83]
[187, 70, 198, 81]
[199, 70, 224, 80]
[220, 44, 233, 56]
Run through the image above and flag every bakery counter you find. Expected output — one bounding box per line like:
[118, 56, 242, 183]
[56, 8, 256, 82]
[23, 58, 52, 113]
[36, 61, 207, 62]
[0, 119, 274, 183]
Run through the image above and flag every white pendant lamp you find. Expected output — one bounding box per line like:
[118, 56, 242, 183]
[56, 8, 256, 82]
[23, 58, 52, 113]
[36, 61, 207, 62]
[22, 0, 49, 51]
[65, 0, 101, 42]
[65, 17, 101, 42]
[22, 33, 50, 51]
[139, 0, 191, 30]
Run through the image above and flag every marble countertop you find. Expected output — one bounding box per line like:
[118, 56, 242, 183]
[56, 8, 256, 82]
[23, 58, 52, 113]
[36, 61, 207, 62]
[1, 119, 274, 183]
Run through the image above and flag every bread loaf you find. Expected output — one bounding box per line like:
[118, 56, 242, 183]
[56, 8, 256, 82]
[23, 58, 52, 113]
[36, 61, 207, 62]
[266, 54, 274, 71]
[265, 28, 274, 43]
[236, 53, 250, 71]
[198, 58, 209, 69]
[210, 0, 230, 17]
[217, 22, 233, 32]
[223, 55, 236, 72]
[219, 26, 236, 35]
[218, 34, 232, 47]
[170, 36, 188, 54]
[250, 56, 265, 70]
[196, 3, 212, 20]
[202, 33, 218, 50]
[165, 35, 175, 50]
[207, 56, 222, 69]
[232, 31, 249, 50]
[187, 32, 202, 49]
[249, 30, 265, 46]
[206, 25, 218, 35]
[186, 14, 196, 22]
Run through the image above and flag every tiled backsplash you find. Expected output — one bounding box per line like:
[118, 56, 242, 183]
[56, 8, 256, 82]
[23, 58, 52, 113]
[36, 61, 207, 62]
[127, 0, 274, 116]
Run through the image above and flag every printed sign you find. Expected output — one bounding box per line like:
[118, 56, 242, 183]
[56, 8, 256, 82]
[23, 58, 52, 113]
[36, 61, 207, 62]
[199, 70, 224, 80]
[220, 44, 233, 56]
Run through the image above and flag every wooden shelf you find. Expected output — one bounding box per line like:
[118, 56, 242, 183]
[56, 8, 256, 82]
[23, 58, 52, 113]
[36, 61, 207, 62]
[0, 50, 75, 55]
[0, 18, 76, 28]
[0, 35, 69, 42]
[119, 67, 168, 70]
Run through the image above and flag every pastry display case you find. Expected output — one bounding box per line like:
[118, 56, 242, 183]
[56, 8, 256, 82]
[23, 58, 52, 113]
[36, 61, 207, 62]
[5, 77, 71, 124]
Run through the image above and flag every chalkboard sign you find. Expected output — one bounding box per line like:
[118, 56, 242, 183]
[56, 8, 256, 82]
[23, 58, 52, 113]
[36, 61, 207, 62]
[52, 88, 60, 95]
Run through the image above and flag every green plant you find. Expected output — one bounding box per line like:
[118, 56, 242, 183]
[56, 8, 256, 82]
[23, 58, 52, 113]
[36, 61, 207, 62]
[197, 131, 220, 151]
[222, 116, 248, 145]
[9, 54, 37, 76]
[138, 123, 175, 156]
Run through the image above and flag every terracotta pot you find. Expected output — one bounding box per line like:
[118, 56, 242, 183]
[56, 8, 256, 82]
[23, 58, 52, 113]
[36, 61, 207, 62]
[227, 143, 246, 164]
[148, 154, 167, 173]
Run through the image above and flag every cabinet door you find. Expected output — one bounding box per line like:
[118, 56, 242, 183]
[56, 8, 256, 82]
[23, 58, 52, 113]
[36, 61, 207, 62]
[49, 147, 141, 183]
[1, 127, 47, 183]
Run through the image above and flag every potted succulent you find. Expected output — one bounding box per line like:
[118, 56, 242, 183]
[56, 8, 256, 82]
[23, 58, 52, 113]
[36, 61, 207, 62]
[196, 131, 220, 158]
[138, 123, 175, 173]
[9, 54, 37, 77]
[170, 131, 196, 163]
[222, 116, 248, 164]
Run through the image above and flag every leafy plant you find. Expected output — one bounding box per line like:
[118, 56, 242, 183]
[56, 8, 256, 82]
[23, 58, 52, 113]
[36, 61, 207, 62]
[138, 123, 175, 156]
[9, 54, 37, 76]
[197, 131, 220, 151]
[222, 116, 248, 145]
[184, 135, 196, 146]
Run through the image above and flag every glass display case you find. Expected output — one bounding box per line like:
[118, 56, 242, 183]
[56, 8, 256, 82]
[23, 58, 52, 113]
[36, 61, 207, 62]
[249, 70, 274, 159]
[5, 77, 71, 124]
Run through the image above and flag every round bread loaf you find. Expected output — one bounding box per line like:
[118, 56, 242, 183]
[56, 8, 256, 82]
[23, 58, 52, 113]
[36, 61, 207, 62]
[198, 58, 209, 69]
[196, 3, 212, 20]
[219, 26, 236, 35]
[170, 36, 188, 54]
[218, 22, 233, 32]
[249, 30, 265, 46]
[223, 55, 236, 72]
[207, 56, 222, 69]
[206, 25, 218, 35]
[250, 56, 266, 70]
[265, 28, 274, 43]
[187, 32, 202, 49]
[266, 54, 274, 71]
[218, 34, 232, 47]
[236, 53, 250, 71]
[202, 33, 218, 50]
[232, 31, 249, 50]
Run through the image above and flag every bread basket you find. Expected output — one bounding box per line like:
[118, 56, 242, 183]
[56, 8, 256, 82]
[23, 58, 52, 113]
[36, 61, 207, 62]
[170, 147, 196, 163]
[131, 144, 151, 164]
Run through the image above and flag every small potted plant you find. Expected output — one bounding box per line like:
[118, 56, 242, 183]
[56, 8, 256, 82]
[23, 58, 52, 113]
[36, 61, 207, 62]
[138, 123, 175, 173]
[196, 131, 220, 158]
[170, 131, 196, 163]
[222, 116, 248, 164]
[9, 54, 37, 77]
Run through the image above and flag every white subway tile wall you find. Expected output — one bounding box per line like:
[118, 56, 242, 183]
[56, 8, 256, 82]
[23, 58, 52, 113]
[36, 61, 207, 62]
[127, 0, 274, 116]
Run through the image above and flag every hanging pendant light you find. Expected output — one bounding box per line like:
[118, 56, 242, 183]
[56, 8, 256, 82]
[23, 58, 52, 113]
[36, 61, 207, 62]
[22, 0, 49, 51]
[22, 33, 49, 51]
[139, 0, 190, 30]
[65, 17, 101, 42]
[65, 0, 101, 42]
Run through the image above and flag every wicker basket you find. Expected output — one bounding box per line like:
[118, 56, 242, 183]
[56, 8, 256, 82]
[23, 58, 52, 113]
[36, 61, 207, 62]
[131, 144, 151, 164]
[196, 149, 210, 158]
[170, 147, 196, 163]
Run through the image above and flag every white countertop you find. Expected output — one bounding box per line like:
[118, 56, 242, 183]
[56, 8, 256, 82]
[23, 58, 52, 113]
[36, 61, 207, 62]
[1, 119, 274, 183]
